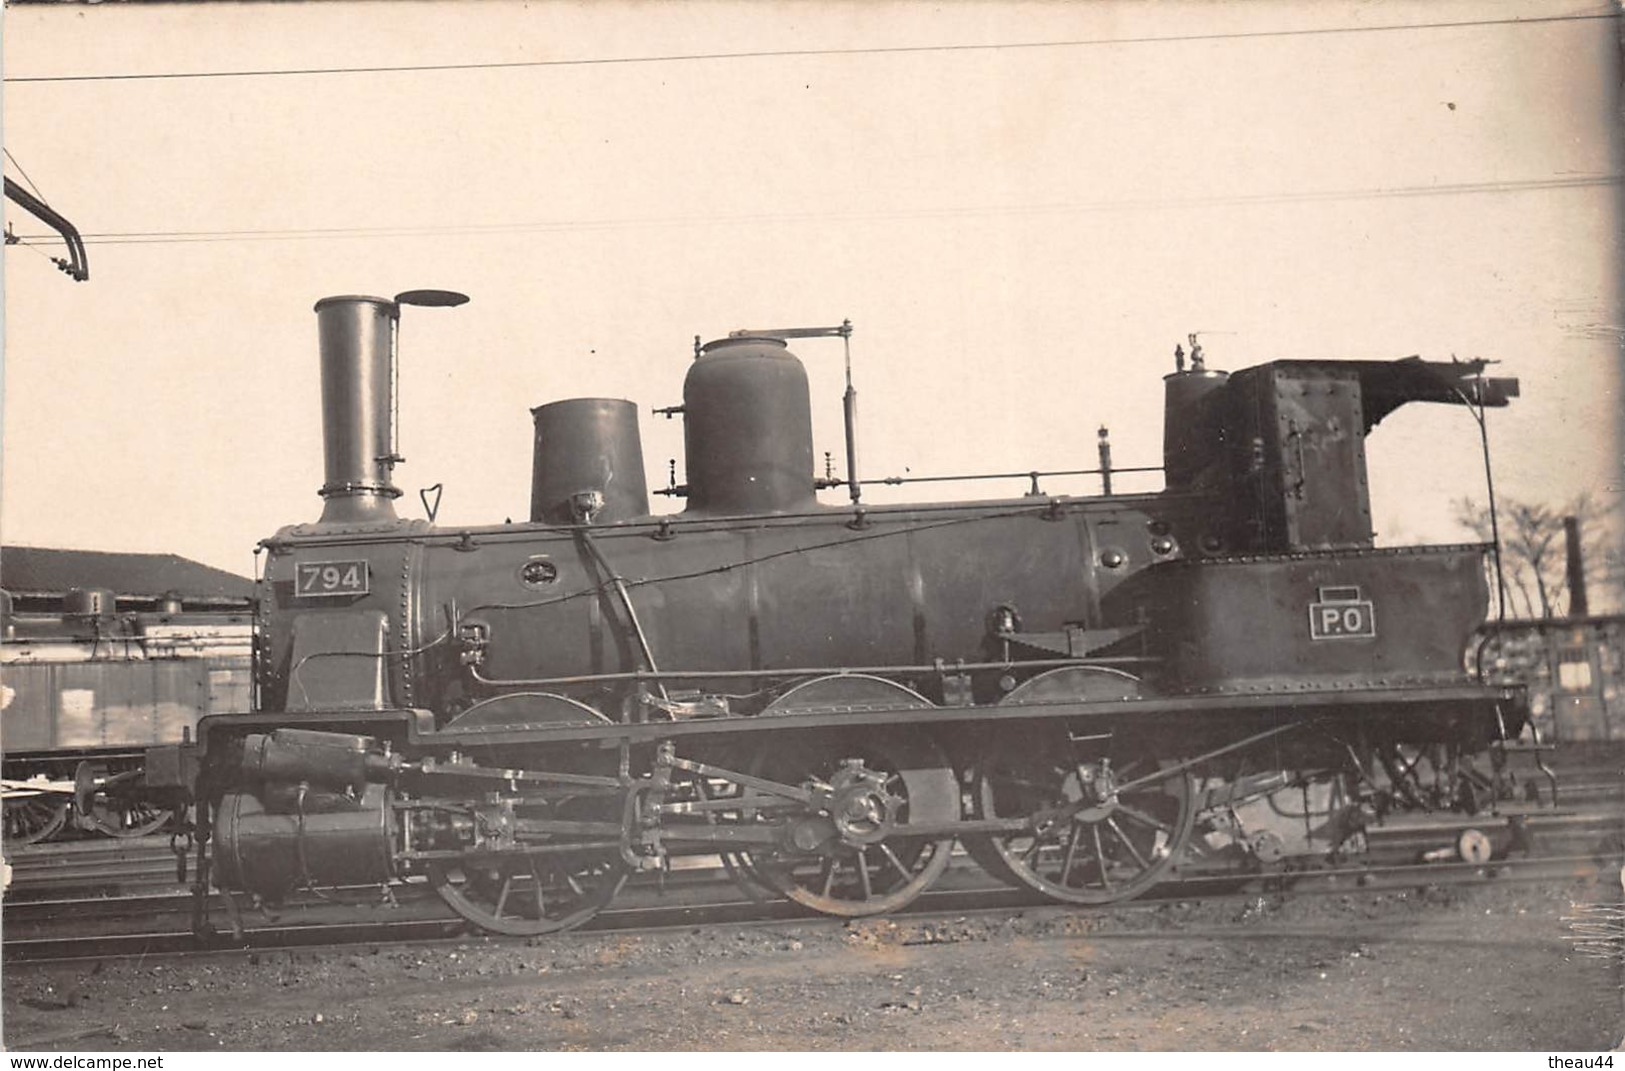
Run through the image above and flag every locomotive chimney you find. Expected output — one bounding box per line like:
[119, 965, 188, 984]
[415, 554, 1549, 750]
[314, 291, 467, 525]
[316, 296, 399, 524]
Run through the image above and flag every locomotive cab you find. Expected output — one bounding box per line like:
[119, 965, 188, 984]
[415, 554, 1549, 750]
[1119, 354, 1520, 699]
[1164, 355, 1517, 555]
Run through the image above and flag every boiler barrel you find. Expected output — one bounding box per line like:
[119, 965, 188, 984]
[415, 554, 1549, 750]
[530, 398, 649, 524]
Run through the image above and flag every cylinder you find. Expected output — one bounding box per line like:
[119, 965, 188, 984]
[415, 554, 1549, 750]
[213, 785, 394, 899]
[683, 337, 815, 515]
[530, 398, 649, 524]
[315, 295, 400, 524]
[1162, 368, 1230, 489]
[240, 729, 381, 792]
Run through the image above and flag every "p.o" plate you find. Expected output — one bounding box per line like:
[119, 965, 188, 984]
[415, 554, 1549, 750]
[1308, 585, 1375, 640]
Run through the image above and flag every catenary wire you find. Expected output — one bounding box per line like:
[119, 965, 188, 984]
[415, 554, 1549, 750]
[4, 10, 1617, 84]
[9, 238, 59, 267]
[3, 148, 50, 202]
[8, 174, 1620, 248]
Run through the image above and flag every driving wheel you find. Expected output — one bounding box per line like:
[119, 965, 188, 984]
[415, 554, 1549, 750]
[738, 729, 958, 917]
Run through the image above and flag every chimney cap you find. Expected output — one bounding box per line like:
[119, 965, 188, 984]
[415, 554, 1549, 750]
[312, 291, 470, 314]
[395, 289, 470, 308]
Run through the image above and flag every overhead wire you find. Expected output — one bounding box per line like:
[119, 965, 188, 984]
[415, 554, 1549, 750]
[3, 148, 49, 202]
[1, 149, 65, 268]
[9, 237, 59, 267]
[7, 174, 1620, 248]
[3, 9, 1617, 84]
[4, 9, 1614, 254]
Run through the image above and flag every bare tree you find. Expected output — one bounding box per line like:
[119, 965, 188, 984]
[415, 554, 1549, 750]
[1454, 493, 1624, 618]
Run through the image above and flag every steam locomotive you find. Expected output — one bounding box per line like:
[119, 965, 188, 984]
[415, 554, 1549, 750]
[138, 291, 1528, 935]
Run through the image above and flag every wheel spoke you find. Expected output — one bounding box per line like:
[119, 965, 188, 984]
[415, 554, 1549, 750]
[1058, 822, 1083, 884]
[1113, 801, 1174, 835]
[818, 857, 838, 898]
[856, 849, 874, 900]
[879, 841, 912, 882]
[1105, 816, 1152, 870]
[563, 870, 585, 898]
[1091, 825, 1112, 890]
[530, 857, 549, 917]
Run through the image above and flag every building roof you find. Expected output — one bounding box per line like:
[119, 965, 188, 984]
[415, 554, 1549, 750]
[0, 545, 253, 603]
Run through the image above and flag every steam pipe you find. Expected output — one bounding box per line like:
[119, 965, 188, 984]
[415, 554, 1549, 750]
[844, 383, 860, 504]
[725, 321, 859, 502]
[1097, 426, 1114, 495]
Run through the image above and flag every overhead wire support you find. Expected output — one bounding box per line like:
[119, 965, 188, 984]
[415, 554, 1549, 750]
[3, 176, 88, 281]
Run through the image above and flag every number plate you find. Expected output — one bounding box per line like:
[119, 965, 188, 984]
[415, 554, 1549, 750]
[1308, 599, 1376, 640]
[295, 559, 370, 598]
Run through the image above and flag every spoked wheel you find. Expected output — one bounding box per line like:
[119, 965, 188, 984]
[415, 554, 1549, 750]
[972, 741, 1196, 904]
[86, 799, 174, 838]
[429, 852, 628, 936]
[3, 794, 70, 845]
[735, 729, 959, 917]
[711, 675, 956, 915]
[966, 670, 1193, 905]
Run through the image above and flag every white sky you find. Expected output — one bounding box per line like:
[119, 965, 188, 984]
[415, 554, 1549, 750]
[2, 0, 1620, 577]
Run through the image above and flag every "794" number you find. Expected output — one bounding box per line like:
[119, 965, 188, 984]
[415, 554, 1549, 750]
[295, 560, 369, 597]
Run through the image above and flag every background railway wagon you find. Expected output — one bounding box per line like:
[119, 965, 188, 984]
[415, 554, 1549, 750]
[3, 614, 254, 748]
[1, 546, 253, 843]
[1481, 615, 1625, 743]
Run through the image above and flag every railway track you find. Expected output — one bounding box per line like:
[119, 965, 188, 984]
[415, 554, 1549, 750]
[3, 838, 185, 898]
[4, 853, 1616, 965]
[5, 804, 1619, 964]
